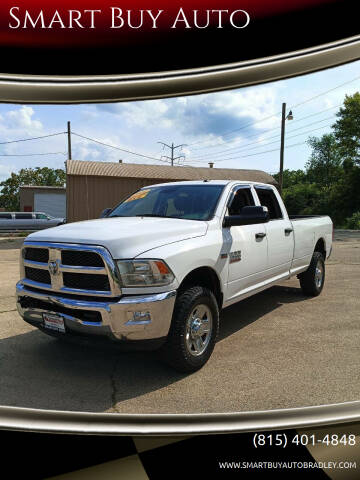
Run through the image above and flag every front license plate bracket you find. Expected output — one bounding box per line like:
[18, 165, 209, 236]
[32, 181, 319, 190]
[42, 313, 66, 333]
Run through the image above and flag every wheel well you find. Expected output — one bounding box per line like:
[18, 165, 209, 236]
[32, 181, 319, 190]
[314, 238, 326, 259]
[178, 267, 223, 309]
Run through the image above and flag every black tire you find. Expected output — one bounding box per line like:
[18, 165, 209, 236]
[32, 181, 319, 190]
[160, 286, 219, 373]
[298, 251, 325, 296]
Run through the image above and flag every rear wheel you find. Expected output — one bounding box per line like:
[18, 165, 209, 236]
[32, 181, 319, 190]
[299, 251, 325, 296]
[160, 286, 219, 372]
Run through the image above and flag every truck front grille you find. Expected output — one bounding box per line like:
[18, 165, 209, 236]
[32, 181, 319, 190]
[21, 243, 120, 297]
[25, 266, 51, 285]
[61, 250, 104, 267]
[24, 247, 49, 263]
[63, 272, 110, 291]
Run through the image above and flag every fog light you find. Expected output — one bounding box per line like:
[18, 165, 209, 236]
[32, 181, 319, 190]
[125, 311, 152, 325]
[133, 311, 151, 321]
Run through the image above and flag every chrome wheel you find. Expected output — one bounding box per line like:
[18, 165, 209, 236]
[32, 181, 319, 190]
[315, 261, 324, 289]
[185, 304, 213, 357]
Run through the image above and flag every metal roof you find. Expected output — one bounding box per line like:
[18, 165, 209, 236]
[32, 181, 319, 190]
[66, 160, 277, 185]
[20, 185, 65, 190]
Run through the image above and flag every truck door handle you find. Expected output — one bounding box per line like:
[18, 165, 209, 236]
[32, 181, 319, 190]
[285, 228, 293, 235]
[255, 233, 266, 239]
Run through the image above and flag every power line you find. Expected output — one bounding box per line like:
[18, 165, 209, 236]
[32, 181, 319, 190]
[187, 117, 335, 161]
[290, 75, 360, 110]
[72, 132, 172, 164]
[0, 132, 65, 145]
[241, 141, 307, 158]
[236, 122, 333, 153]
[0, 152, 66, 156]
[183, 141, 307, 164]
[288, 103, 341, 123]
[187, 118, 335, 162]
[188, 103, 341, 155]
[186, 111, 282, 148]
[185, 74, 360, 150]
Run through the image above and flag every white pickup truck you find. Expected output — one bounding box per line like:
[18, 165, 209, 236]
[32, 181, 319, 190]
[16, 180, 332, 372]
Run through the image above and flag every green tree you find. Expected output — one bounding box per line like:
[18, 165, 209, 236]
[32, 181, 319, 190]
[278, 94, 360, 227]
[325, 163, 360, 225]
[0, 167, 66, 211]
[273, 169, 307, 189]
[333, 92, 360, 165]
[344, 212, 360, 229]
[282, 183, 323, 216]
[306, 134, 343, 188]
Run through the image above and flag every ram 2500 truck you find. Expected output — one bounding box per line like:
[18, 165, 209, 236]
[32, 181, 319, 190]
[16, 181, 333, 372]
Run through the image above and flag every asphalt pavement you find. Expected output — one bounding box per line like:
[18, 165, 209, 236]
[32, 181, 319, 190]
[0, 232, 359, 414]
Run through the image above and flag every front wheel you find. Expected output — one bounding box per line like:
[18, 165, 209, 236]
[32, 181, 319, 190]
[160, 286, 219, 373]
[299, 251, 325, 296]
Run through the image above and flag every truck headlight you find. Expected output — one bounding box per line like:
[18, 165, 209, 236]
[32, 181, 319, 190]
[116, 260, 175, 287]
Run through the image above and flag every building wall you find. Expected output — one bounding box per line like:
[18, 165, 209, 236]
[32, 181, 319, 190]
[20, 187, 66, 214]
[20, 189, 34, 211]
[66, 175, 172, 223]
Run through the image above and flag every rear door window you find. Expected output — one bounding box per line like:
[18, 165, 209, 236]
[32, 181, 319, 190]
[0, 214, 12, 219]
[255, 187, 283, 220]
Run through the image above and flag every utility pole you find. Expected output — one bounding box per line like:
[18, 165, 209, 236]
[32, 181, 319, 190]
[67, 121, 72, 160]
[279, 103, 286, 196]
[158, 141, 187, 166]
[279, 103, 293, 196]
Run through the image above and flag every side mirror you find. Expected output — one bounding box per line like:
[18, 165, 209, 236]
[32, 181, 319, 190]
[223, 206, 269, 228]
[100, 208, 112, 218]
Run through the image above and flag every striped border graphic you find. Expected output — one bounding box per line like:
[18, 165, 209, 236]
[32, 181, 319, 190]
[0, 35, 359, 103]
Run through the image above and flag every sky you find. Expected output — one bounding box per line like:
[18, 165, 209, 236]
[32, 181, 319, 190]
[0, 58, 360, 182]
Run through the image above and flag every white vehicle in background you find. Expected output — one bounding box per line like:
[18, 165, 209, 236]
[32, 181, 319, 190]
[16, 181, 332, 372]
[0, 212, 65, 231]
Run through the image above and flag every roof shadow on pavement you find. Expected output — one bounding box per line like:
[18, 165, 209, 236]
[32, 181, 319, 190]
[0, 329, 189, 412]
[0, 284, 309, 413]
[218, 284, 309, 342]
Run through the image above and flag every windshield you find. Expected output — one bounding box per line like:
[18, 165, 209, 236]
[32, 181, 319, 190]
[109, 184, 225, 221]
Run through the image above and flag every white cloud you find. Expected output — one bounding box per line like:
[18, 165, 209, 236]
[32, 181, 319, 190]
[71, 134, 161, 165]
[0, 164, 15, 182]
[98, 100, 172, 129]
[4, 106, 43, 133]
[94, 85, 280, 143]
[202, 88, 279, 125]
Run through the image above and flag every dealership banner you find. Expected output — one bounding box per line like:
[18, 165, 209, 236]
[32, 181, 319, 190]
[0, 0, 358, 101]
[0, 420, 360, 478]
[0, 0, 360, 478]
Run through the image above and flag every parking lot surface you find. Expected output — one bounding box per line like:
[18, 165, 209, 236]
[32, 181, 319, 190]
[0, 231, 359, 414]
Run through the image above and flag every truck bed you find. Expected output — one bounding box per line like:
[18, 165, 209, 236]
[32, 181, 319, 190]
[289, 215, 329, 220]
[290, 215, 333, 268]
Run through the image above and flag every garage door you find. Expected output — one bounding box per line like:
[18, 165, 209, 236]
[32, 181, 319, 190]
[34, 193, 66, 218]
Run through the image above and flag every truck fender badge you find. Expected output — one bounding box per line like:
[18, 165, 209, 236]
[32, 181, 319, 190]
[229, 251, 242, 263]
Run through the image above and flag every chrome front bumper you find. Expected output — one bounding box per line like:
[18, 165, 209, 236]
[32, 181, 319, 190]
[16, 282, 176, 344]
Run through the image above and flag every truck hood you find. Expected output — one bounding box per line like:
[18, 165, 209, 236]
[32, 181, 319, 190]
[27, 217, 208, 259]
